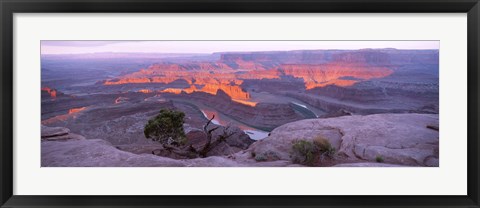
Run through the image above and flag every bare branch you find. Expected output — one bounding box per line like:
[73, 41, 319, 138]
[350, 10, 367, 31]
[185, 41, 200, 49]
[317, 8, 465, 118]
[204, 114, 215, 131]
[208, 126, 220, 134]
[218, 125, 235, 141]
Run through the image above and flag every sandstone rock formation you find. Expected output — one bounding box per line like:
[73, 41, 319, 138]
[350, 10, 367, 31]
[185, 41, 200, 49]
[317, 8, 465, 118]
[42, 138, 297, 167]
[41, 87, 57, 98]
[276, 63, 393, 89]
[40, 48, 439, 167]
[41, 125, 85, 141]
[200, 83, 250, 100]
[42, 139, 186, 167]
[41, 113, 439, 167]
[41, 125, 70, 137]
[246, 113, 439, 167]
[95, 49, 438, 119]
[184, 125, 255, 157]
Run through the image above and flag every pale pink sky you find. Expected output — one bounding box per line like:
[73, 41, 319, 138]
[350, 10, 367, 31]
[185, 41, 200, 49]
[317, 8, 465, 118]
[41, 41, 439, 55]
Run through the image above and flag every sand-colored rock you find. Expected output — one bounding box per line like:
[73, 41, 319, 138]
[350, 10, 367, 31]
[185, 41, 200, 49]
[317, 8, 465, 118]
[42, 139, 186, 167]
[200, 83, 250, 100]
[333, 162, 405, 167]
[41, 138, 293, 167]
[41, 113, 438, 167]
[42, 133, 86, 141]
[41, 87, 57, 98]
[41, 125, 85, 141]
[248, 113, 439, 167]
[41, 125, 70, 138]
[277, 63, 393, 89]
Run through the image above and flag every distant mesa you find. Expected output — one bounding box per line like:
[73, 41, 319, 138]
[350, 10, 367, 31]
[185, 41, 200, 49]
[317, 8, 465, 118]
[42, 107, 87, 125]
[331, 50, 391, 64]
[232, 99, 257, 107]
[41, 87, 58, 98]
[183, 85, 198, 93]
[201, 83, 250, 100]
[161, 83, 251, 101]
[68, 107, 86, 114]
[275, 64, 393, 89]
[137, 89, 152, 94]
[95, 49, 437, 112]
[101, 50, 398, 93]
[161, 88, 183, 94]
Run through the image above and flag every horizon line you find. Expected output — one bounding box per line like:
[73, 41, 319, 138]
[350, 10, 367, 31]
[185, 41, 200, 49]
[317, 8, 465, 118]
[41, 40, 440, 55]
[41, 47, 440, 56]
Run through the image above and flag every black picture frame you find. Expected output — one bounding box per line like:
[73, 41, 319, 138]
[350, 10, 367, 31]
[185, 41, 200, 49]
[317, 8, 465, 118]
[1, 0, 479, 207]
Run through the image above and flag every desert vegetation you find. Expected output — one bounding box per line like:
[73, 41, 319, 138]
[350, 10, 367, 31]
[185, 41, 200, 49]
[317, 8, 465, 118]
[145, 109, 237, 158]
[253, 151, 280, 162]
[375, 155, 384, 163]
[144, 109, 187, 146]
[289, 136, 336, 166]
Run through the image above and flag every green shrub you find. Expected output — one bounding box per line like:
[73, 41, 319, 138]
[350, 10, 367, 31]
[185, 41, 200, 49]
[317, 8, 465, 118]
[313, 136, 336, 157]
[254, 151, 280, 162]
[255, 154, 267, 162]
[290, 137, 336, 166]
[144, 109, 186, 146]
[290, 140, 319, 166]
[375, 155, 384, 163]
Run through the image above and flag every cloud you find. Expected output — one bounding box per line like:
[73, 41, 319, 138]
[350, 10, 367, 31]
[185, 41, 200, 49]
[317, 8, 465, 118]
[40, 41, 440, 55]
[41, 41, 133, 47]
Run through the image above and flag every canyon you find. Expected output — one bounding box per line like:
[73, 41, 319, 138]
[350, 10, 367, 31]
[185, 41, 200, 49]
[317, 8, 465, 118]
[41, 48, 439, 167]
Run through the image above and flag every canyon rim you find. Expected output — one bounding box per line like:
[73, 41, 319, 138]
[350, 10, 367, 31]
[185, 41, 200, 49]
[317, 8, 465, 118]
[40, 41, 439, 167]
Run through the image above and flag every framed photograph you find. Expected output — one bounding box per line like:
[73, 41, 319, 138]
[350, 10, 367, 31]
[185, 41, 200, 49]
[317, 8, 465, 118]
[1, 0, 479, 207]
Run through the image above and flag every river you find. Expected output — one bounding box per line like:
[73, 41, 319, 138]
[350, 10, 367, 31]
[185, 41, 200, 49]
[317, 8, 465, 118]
[290, 101, 319, 118]
[199, 108, 270, 140]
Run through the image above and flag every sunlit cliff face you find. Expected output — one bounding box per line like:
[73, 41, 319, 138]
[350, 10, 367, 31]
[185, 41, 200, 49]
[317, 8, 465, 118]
[161, 84, 252, 102]
[101, 54, 395, 106]
[161, 88, 184, 95]
[231, 99, 258, 107]
[42, 106, 87, 125]
[200, 84, 250, 100]
[138, 89, 153, 94]
[104, 62, 392, 89]
[276, 63, 394, 89]
[41, 87, 57, 98]
[68, 107, 86, 114]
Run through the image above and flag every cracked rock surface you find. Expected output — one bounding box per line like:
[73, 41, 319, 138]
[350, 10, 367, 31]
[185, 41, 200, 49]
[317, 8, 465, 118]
[248, 113, 438, 166]
[41, 113, 438, 167]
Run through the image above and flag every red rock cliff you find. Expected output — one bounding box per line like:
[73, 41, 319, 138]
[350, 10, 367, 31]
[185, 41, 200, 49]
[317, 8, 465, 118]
[201, 83, 251, 100]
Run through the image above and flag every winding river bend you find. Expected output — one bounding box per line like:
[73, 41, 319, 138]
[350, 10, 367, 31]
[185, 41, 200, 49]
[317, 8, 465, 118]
[199, 108, 270, 140]
[198, 101, 319, 140]
[171, 97, 319, 141]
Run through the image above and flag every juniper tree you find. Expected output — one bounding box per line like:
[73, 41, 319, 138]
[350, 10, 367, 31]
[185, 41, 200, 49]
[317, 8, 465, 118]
[144, 109, 186, 146]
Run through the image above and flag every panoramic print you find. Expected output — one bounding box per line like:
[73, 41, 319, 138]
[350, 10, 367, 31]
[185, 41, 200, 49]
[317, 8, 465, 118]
[41, 41, 439, 167]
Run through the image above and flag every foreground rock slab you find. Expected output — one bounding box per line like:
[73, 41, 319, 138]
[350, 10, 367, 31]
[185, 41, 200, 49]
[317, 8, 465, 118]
[41, 125, 85, 141]
[42, 139, 186, 167]
[41, 125, 70, 138]
[41, 113, 438, 167]
[41, 139, 295, 167]
[248, 113, 439, 167]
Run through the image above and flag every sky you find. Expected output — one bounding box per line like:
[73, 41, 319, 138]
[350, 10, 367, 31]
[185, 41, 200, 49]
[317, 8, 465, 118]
[41, 41, 439, 55]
